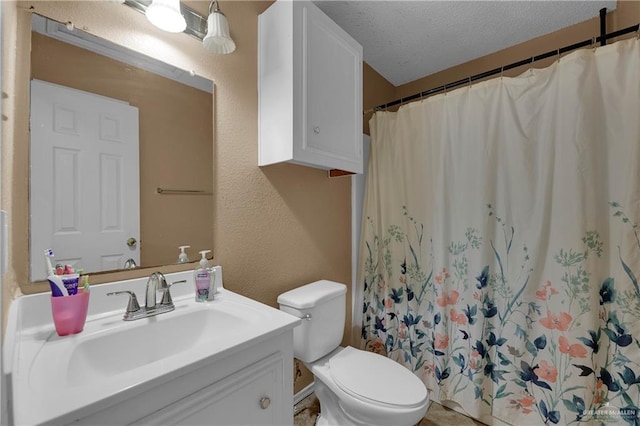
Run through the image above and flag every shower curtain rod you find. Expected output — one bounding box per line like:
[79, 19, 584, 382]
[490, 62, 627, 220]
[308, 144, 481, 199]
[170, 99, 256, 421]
[368, 21, 640, 114]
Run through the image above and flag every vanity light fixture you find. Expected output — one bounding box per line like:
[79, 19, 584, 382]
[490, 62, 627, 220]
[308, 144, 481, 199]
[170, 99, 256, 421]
[123, 0, 235, 54]
[202, 0, 236, 54]
[145, 0, 186, 33]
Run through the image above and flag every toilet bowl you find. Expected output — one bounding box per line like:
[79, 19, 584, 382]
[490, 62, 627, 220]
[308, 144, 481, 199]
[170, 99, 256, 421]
[278, 280, 429, 426]
[309, 346, 429, 426]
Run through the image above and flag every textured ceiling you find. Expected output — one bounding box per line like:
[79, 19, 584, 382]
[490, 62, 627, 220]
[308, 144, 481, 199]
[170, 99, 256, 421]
[313, 1, 617, 86]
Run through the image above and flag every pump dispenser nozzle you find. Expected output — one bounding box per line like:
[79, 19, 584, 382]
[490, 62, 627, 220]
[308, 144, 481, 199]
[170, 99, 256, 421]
[199, 250, 211, 267]
[177, 246, 190, 263]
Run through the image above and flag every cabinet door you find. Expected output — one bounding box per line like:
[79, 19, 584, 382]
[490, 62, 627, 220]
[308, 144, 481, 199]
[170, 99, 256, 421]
[298, 3, 363, 173]
[133, 353, 286, 426]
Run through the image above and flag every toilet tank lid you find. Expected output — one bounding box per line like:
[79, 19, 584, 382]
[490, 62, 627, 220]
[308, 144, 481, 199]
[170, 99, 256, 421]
[277, 280, 347, 309]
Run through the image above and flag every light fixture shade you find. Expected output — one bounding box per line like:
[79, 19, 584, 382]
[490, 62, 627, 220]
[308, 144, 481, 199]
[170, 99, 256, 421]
[146, 0, 186, 33]
[203, 11, 236, 54]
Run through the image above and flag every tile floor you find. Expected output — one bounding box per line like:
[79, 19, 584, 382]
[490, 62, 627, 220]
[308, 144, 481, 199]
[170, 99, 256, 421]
[293, 393, 485, 426]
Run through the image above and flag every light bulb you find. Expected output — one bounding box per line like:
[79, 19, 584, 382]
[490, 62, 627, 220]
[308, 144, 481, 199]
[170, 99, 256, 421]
[146, 0, 186, 33]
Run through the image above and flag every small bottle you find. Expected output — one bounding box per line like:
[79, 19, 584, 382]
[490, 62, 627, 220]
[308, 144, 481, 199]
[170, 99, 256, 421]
[194, 250, 214, 302]
[177, 245, 190, 263]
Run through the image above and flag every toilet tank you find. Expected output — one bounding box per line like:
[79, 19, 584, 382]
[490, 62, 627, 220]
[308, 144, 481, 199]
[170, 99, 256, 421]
[277, 280, 347, 363]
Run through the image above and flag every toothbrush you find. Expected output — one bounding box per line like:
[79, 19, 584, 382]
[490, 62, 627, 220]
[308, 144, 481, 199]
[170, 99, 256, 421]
[44, 249, 55, 276]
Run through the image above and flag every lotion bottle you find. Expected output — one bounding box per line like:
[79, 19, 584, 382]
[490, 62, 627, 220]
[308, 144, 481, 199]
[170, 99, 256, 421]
[194, 250, 214, 302]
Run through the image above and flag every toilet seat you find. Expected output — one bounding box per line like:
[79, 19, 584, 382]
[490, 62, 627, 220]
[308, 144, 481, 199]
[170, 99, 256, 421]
[328, 347, 428, 408]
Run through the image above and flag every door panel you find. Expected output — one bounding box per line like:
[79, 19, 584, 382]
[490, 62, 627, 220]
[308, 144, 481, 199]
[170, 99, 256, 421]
[30, 79, 140, 280]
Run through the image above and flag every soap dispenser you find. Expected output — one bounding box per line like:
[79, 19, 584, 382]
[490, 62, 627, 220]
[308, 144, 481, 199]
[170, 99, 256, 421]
[177, 246, 190, 263]
[194, 250, 214, 302]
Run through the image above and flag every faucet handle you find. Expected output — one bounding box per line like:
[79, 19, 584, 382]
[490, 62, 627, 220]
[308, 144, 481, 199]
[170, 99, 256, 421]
[107, 290, 141, 313]
[159, 280, 187, 306]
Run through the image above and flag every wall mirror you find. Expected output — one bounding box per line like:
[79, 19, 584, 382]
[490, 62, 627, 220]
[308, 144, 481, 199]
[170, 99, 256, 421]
[29, 13, 214, 281]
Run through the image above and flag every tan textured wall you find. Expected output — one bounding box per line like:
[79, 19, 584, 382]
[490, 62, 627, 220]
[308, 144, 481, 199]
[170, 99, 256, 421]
[363, 62, 395, 135]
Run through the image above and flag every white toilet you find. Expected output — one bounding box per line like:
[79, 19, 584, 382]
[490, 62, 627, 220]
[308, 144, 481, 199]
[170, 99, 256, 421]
[278, 280, 430, 426]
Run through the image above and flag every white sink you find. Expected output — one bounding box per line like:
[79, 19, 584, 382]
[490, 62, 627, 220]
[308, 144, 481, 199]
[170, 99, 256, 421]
[63, 301, 259, 386]
[5, 269, 300, 425]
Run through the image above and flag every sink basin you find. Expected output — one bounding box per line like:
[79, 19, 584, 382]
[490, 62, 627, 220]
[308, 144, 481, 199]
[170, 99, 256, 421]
[64, 304, 254, 386]
[27, 298, 264, 390]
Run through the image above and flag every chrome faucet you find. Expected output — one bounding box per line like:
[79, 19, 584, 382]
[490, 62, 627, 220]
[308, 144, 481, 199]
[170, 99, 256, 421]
[145, 272, 163, 309]
[108, 272, 186, 321]
[123, 258, 137, 269]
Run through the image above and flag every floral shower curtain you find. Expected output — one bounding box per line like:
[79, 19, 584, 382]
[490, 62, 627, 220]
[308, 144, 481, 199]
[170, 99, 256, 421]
[359, 38, 640, 426]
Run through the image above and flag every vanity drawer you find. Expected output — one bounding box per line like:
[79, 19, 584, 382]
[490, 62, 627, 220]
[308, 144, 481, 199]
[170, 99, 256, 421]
[133, 353, 285, 425]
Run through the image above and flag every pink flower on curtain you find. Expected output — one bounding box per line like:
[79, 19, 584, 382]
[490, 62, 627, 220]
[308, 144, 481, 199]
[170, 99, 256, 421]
[539, 311, 572, 331]
[434, 333, 449, 350]
[436, 290, 460, 307]
[450, 308, 468, 325]
[536, 281, 559, 300]
[558, 336, 587, 358]
[594, 380, 605, 404]
[435, 268, 450, 285]
[365, 339, 387, 356]
[385, 298, 394, 309]
[513, 393, 536, 414]
[399, 322, 407, 339]
[534, 360, 558, 383]
[470, 349, 482, 370]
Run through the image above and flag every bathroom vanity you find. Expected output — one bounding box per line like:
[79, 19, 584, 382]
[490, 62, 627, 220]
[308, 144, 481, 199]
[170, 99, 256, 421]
[4, 269, 300, 425]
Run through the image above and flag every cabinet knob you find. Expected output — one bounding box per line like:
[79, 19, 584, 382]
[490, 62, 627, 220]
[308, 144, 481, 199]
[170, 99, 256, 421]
[259, 397, 271, 410]
[313, 126, 320, 134]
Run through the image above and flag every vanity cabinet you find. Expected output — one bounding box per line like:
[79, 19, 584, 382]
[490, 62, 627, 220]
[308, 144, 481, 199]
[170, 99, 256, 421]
[132, 352, 287, 425]
[258, 0, 363, 174]
[67, 329, 294, 426]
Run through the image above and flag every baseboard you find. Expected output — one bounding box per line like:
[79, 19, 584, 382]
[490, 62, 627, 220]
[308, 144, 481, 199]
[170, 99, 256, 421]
[293, 382, 315, 406]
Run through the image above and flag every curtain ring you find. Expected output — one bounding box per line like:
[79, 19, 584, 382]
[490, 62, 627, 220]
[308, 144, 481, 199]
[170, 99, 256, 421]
[443, 83, 447, 96]
[468, 76, 472, 88]
[556, 48, 561, 63]
[500, 66, 504, 80]
[592, 36, 597, 52]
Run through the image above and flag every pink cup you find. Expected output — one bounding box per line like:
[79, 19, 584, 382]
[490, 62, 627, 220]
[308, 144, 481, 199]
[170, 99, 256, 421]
[50, 291, 90, 336]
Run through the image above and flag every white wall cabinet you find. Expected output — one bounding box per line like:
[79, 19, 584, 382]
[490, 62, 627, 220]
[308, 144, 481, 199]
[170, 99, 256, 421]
[259, 0, 363, 174]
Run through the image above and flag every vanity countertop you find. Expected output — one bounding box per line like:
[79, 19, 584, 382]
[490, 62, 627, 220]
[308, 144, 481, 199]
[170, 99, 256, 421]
[4, 269, 300, 425]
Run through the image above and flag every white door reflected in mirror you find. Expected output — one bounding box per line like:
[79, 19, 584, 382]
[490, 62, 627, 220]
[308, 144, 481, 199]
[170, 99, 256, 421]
[30, 79, 140, 281]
